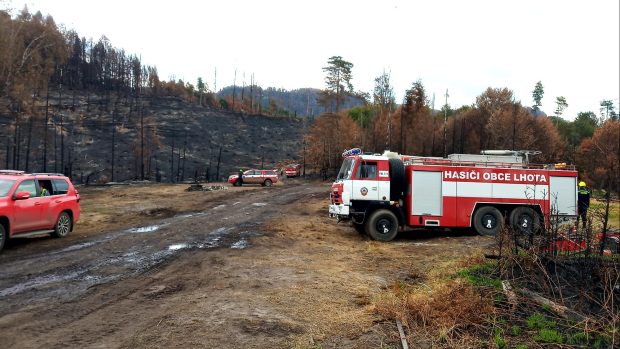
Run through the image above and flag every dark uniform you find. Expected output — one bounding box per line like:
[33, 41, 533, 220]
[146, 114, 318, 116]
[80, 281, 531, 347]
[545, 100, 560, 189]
[237, 169, 244, 186]
[577, 183, 590, 228]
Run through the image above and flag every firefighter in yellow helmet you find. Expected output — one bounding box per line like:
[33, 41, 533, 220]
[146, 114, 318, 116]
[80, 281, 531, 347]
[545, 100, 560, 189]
[577, 181, 590, 228]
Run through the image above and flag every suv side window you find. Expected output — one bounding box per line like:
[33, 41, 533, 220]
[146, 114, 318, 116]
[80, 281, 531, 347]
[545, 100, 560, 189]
[52, 179, 69, 195]
[16, 179, 37, 197]
[38, 179, 53, 196]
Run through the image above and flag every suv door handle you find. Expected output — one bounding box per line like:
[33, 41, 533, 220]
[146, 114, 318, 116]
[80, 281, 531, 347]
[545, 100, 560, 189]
[55, 200, 62, 203]
[34, 202, 41, 206]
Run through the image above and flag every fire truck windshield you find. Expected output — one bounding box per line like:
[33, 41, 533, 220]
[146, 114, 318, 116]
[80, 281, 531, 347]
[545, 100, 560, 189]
[336, 158, 355, 180]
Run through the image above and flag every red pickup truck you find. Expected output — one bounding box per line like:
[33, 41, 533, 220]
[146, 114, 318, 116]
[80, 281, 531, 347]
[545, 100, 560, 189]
[228, 169, 279, 187]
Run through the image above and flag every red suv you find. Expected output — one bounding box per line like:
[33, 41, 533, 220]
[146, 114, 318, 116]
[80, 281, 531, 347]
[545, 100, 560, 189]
[0, 170, 81, 252]
[228, 169, 279, 187]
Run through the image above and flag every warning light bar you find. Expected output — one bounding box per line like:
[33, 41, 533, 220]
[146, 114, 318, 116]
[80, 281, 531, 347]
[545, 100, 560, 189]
[342, 148, 362, 157]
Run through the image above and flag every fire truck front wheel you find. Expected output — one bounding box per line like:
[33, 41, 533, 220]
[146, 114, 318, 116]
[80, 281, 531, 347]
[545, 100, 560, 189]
[473, 206, 504, 236]
[366, 209, 399, 241]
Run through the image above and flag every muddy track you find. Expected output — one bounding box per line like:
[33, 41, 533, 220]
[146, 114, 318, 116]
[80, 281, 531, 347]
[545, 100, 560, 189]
[0, 183, 325, 348]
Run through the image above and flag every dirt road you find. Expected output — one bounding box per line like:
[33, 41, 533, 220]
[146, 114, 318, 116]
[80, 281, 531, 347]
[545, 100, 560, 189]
[0, 181, 492, 348]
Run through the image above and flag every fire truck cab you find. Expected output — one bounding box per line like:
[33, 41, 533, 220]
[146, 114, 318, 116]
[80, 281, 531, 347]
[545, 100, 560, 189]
[329, 149, 578, 241]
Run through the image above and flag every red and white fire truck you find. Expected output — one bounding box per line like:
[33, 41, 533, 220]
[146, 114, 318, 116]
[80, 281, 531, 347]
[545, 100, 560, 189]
[329, 149, 578, 241]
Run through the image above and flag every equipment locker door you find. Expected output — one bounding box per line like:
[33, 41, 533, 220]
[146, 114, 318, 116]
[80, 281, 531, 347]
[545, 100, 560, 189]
[549, 176, 577, 215]
[412, 171, 442, 216]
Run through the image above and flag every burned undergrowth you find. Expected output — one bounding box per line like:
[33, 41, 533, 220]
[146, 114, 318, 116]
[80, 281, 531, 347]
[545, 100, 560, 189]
[373, 199, 619, 348]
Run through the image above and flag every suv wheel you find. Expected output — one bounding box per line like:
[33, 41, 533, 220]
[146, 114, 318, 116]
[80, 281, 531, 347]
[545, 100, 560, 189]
[52, 212, 72, 238]
[0, 224, 6, 251]
[263, 179, 273, 187]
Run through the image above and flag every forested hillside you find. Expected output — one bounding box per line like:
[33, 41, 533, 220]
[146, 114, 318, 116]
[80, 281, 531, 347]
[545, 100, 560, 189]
[0, 8, 305, 183]
[217, 86, 365, 117]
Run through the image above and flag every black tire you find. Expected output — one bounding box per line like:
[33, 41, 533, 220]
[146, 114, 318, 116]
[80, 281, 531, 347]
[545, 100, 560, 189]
[509, 207, 540, 248]
[473, 206, 504, 237]
[352, 222, 366, 235]
[264, 179, 273, 187]
[0, 224, 6, 252]
[388, 158, 405, 201]
[366, 209, 399, 241]
[52, 212, 72, 238]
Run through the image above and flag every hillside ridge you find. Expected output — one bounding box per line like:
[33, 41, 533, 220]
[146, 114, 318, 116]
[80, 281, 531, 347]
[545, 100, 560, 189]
[0, 90, 307, 183]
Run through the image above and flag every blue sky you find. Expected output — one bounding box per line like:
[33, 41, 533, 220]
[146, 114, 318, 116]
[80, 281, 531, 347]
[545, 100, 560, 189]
[7, 0, 620, 119]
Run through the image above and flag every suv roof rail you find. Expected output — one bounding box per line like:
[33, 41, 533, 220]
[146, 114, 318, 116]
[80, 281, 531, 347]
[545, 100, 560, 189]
[0, 170, 25, 175]
[31, 172, 65, 176]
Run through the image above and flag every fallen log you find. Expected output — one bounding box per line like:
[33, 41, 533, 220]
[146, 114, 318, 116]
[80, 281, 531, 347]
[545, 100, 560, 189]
[501, 281, 518, 309]
[396, 319, 409, 349]
[518, 287, 587, 322]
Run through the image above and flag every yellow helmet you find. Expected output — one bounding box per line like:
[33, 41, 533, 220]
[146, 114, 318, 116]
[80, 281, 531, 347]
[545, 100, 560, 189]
[578, 181, 586, 187]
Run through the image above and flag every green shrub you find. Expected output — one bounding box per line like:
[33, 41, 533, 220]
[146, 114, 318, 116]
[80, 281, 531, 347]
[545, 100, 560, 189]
[526, 313, 556, 330]
[456, 262, 501, 289]
[494, 333, 506, 348]
[593, 336, 611, 349]
[510, 325, 522, 336]
[567, 331, 588, 345]
[535, 328, 563, 343]
[515, 345, 528, 349]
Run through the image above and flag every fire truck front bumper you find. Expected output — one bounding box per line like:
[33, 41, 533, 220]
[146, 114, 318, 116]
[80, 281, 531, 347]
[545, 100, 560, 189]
[329, 204, 350, 218]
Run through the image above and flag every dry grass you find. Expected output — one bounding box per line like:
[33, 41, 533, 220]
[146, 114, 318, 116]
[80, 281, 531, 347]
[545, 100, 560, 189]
[259, 199, 380, 346]
[259, 196, 493, 348]
[373, 264, 495, 348]
[75, 182, 259, 236]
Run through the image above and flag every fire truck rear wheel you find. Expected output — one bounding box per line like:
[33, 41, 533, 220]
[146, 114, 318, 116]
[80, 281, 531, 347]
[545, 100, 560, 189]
[366, 209, 399, 241]
[473, 206, 504, 237]
[509, 207, 540, 235]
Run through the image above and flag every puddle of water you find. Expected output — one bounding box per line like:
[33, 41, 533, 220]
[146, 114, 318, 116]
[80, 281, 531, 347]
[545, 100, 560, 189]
[213, 204, 227, 210]
[0, 271, 83, 297]
[58, 241, 97, 253]
[176, 212, 208, 219]
[211, 227, 229, 235]
[230, 239, 248, 249]
[232, 201, 241, 206]
[168, 243, 189, 251]
[128, 225, 160, 233]
[412, 242, 439, 246]
[252, 203, 267, 207]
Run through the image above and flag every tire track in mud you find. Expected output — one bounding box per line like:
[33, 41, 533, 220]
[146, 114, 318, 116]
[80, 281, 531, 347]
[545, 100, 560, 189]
[0, 183, 326, 323]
